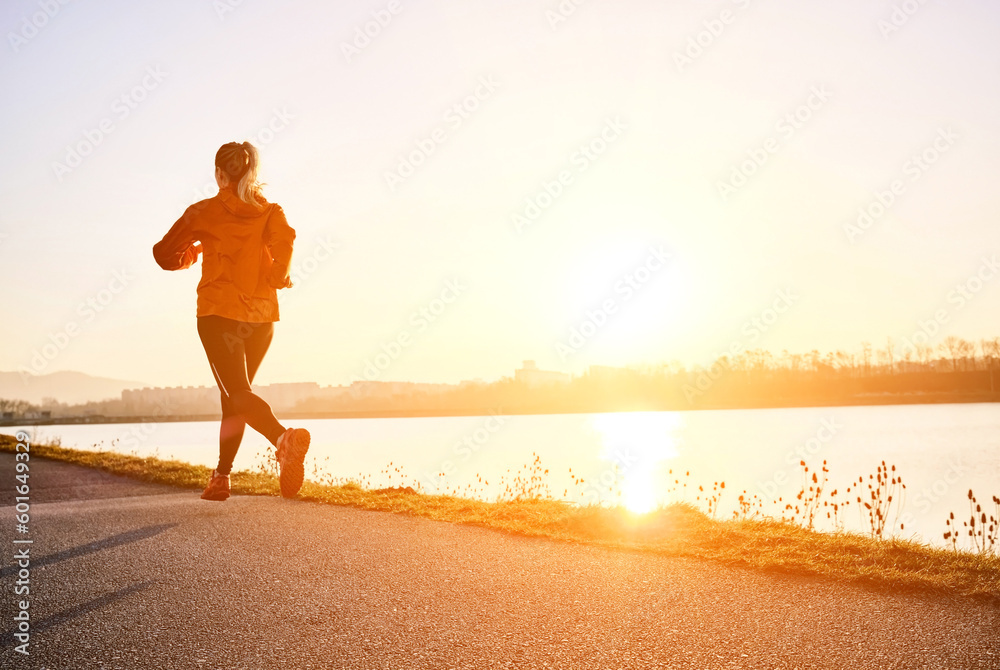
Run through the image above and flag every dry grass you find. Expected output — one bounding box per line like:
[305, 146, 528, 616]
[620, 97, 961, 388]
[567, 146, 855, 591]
[4, 434, 999, 601]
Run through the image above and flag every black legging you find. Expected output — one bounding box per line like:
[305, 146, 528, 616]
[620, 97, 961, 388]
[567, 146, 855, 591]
[197, 315, 286, 475]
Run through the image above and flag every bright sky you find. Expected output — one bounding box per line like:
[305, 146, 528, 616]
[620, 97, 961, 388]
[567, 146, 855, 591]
[2, 0, 1000, 388]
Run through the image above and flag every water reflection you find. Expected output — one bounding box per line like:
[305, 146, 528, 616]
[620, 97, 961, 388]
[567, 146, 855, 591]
[589, 411, 682, 513]
[22, 404, 1000, 548]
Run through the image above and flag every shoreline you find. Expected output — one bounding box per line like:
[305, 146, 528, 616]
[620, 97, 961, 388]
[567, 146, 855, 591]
[3, 434, 998, 602]
[3, 391, 1000, 427]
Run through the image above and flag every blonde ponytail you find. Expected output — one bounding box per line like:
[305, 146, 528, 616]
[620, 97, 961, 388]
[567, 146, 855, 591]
[214, 141, 266, 209]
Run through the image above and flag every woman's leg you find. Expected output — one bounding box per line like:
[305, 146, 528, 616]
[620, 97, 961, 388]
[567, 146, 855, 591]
[214, 322, 273, 475]
[198, 316, 286, 461]
[216, 393, 244, 476]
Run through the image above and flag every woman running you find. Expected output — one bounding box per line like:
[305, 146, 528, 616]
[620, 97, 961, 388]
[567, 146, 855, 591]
[153, 141, 310, 501]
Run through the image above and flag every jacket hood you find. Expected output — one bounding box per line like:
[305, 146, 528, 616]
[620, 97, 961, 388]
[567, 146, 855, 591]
[218, 187, 271, 218]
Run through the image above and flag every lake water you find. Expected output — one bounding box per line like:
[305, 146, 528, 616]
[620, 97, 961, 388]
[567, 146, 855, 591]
[18, 403, 1000, 548]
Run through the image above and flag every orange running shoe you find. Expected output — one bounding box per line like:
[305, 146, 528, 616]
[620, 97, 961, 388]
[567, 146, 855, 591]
[275, 428, 311, 498]
[201, 470, 231, 501]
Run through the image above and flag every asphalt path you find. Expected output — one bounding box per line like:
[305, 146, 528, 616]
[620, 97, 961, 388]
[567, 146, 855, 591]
[1, 452, 999, 670]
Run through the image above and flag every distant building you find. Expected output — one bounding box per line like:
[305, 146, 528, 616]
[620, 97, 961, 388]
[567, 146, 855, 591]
[122, 386, 217, 415]
[123, 382, 328, 414]
[515, 360, 570, 387]
[253, 382, 321, 411]
[587, 365, 634, 380]
[346, 381, 453, 398]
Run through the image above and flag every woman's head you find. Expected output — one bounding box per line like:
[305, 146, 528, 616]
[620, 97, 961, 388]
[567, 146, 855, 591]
[214, 141, 264, 209]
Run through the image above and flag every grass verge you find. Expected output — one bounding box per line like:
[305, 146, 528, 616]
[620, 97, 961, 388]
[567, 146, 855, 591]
[4, 434, 999, 602]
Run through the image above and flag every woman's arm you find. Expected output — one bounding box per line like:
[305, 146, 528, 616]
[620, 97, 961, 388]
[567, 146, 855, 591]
[153, 207, 201, 271]
[263, 205, 296, 288]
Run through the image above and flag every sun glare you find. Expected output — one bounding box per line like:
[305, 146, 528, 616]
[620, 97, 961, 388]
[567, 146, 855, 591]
[623, 477, 659, 515]
[589, 411, 682, 514]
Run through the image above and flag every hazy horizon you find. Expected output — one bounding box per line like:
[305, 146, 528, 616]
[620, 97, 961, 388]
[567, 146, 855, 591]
[4, 0, 1000, 390]
[6, 325, 999, 408]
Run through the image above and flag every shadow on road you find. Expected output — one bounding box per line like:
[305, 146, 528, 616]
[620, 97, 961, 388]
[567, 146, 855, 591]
[1, 581, 156, 647]
[0, 523, 178, 578]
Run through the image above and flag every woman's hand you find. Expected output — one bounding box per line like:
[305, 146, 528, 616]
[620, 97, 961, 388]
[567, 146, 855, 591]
[268, 263, 293, 289]
[173, 241, 202, 269]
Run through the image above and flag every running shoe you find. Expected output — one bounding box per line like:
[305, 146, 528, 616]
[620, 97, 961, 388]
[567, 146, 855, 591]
[201, 469, 231, 501]
[275, 427, 311, 498]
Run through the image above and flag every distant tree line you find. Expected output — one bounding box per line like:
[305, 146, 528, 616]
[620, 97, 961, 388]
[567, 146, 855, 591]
[0, 398, 37, 417]
[5, 337, 1000, 423]
[670, 335, 1000, 408]
[295, 336, 1000, 414]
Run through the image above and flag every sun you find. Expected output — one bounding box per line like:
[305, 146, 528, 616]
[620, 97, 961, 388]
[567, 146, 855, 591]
[623, 475, 658, 514]
[589, 411, 682, 514]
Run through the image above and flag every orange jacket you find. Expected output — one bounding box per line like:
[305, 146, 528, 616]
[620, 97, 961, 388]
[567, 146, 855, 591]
[153, 187, 295, 323]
